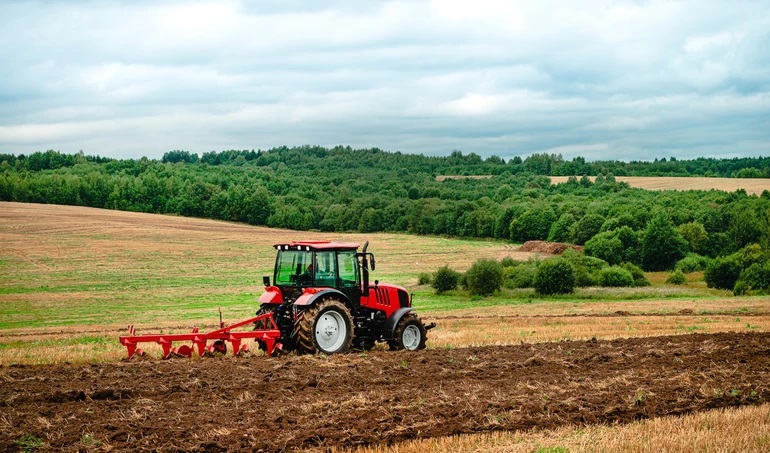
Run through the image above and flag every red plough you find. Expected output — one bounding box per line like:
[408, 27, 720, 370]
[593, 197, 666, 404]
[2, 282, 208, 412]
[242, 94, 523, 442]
[119, 311, 281, 359]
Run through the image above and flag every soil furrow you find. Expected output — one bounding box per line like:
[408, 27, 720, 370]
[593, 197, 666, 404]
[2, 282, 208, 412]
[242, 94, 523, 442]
[1, 332, 769, 451]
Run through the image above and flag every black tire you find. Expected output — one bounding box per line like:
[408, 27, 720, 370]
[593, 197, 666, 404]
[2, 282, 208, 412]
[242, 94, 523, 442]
[389, 313, 427, 351]
[253, 304, 277, 330]
[254, 304, 278, 352]
[294, 299, 353, 355]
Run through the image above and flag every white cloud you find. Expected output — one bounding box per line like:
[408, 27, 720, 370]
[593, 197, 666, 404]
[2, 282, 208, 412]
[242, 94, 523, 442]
[0, 0, 768, 160]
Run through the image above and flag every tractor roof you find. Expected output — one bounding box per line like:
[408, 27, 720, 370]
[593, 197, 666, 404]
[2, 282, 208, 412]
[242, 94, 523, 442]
[273, 241, 360, 251]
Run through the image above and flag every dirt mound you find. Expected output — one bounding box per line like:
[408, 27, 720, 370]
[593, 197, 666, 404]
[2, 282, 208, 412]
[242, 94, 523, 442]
[1, 332, 769, 452]
[519, 240, 583, 254]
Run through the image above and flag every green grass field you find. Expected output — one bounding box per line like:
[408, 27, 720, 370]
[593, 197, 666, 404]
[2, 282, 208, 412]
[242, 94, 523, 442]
[1, 201, 768, 365]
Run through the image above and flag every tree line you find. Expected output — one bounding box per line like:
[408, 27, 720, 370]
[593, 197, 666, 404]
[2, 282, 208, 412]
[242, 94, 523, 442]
[3, 147, 770, 177]
[1, 146, 769, 275]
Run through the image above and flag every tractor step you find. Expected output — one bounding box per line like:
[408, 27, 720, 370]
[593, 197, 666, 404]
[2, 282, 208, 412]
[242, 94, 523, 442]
[119, 312, 281, 359]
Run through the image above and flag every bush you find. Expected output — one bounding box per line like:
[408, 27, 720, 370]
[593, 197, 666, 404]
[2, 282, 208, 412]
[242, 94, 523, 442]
[417, 272, 432, 285]
[571, 214, 605, 245]
[584, 227, 642, 266]
[465, 259, 504, 296]
[547, 213, 575, 243]
[500, 256, 517, 267]
[534, 258, 575, 295]
[621, 262, 651, 287]
[704, 255, 742, 290]
[572, 265, 597, 287]
[510, 205, 557, 242]
[674, 253, 711, 273]
[562, 248, 607, 272]
[678, 222, 708, 254]
[735, 260, 770, 294]
[561, 248, 606, 287]
[665, 270, 687, 285]
[598, 266, 635, 287]
[584, 232, 623, 265]
[600, 214, 637, 232]
[503, 264, 537, 289]
[432, 265, 460, 294]
[641, 213, 688, 271]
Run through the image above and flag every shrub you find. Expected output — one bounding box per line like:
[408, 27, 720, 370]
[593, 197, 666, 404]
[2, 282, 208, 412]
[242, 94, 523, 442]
[572, 265, 597, 287]
[737, 243, 767, 267]
[674, 253, 711, 273]
[432, 265, 460, 294]
[417, 272, 432, 285]
[665, 270, 687, 285]
[571, 214, 605, 245]
[500, 256, 517, 267]
[534, 258, 575, 295]
[510, 205, 557, 242]
[734, 260, 770, 294]
[598, 266, 635, 287]
[584, 232, 623, 265]
[621, 262, 651, 287]
[641, 213, 688, 271]
[678, 222, 708, 254]
[465, 259, 504, 296]
[584, 227, 642, 266]
[600, 214, 637, 232]
[562, 248, 608, 272]
[547, 213, 576, 243]
[503, 264, 537, 289]
[704, 255, 742, 290]
[562, 248, 606, 287]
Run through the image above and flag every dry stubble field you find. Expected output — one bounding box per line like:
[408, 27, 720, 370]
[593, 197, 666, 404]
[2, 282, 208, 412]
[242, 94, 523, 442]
[549, 175, 770, 195]
[1, 201, 770, 451]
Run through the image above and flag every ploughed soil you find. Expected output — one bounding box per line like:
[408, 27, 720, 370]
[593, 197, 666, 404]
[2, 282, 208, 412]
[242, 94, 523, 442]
[2, 332, 770, 452]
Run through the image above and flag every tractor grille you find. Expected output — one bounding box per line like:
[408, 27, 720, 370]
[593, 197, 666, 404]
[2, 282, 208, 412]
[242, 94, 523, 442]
[371, 287, 391, 307]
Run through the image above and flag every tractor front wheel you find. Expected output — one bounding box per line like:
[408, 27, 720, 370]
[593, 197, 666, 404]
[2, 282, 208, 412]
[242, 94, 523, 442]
[294, 299, 353, 355]
[389, 313, 427, 351]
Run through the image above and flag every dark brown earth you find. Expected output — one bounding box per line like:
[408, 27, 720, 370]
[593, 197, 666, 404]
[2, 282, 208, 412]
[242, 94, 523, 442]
[2, 332, 770, 452]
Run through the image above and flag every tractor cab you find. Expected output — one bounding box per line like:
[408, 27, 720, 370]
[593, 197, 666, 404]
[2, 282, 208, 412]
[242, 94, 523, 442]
[273, 241, 361, 299]
[269, 241, 371, 304]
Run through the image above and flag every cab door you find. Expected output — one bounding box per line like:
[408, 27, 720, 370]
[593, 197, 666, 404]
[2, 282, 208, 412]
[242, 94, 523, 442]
[336, 251, 361, 304]
[313, 251, 338, 287]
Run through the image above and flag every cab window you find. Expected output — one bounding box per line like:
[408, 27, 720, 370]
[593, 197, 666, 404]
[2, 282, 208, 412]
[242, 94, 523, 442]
[274, 250, 313, 286]
[314, 251, 337, 287]
[337, 251, 358, 288]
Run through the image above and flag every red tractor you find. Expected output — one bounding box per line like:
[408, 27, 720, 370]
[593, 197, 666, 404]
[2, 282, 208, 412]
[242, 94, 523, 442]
[120, 240, 433, 358]
[257, 240, 433, 354]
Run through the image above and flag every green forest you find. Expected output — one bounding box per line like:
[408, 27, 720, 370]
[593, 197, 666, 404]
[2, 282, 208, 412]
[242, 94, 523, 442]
[1, 146, 770, 293]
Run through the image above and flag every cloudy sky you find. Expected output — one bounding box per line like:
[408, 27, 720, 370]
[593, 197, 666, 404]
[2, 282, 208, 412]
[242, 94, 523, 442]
[1, 0, 768, 161]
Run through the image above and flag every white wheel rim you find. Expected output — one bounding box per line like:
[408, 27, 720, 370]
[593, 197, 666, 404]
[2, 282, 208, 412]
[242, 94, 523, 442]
[402, 325, 421, 350]
[315, 310, 347, 352]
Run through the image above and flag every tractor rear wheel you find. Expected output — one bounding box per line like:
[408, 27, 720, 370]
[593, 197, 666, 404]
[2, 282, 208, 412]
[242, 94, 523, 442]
[254, 304, 278, 352]
[294, 299, 353, 355]
[253, 304, 275, 330]
[389, 313, 427, 351]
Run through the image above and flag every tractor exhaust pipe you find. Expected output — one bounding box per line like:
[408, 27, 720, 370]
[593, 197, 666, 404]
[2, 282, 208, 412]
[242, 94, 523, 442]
[361, 241, 370, 296]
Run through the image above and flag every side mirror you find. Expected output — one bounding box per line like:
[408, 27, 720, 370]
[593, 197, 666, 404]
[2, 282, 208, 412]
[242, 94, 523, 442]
[370, 254, 376, 271]
[263, 276, 271, 286]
